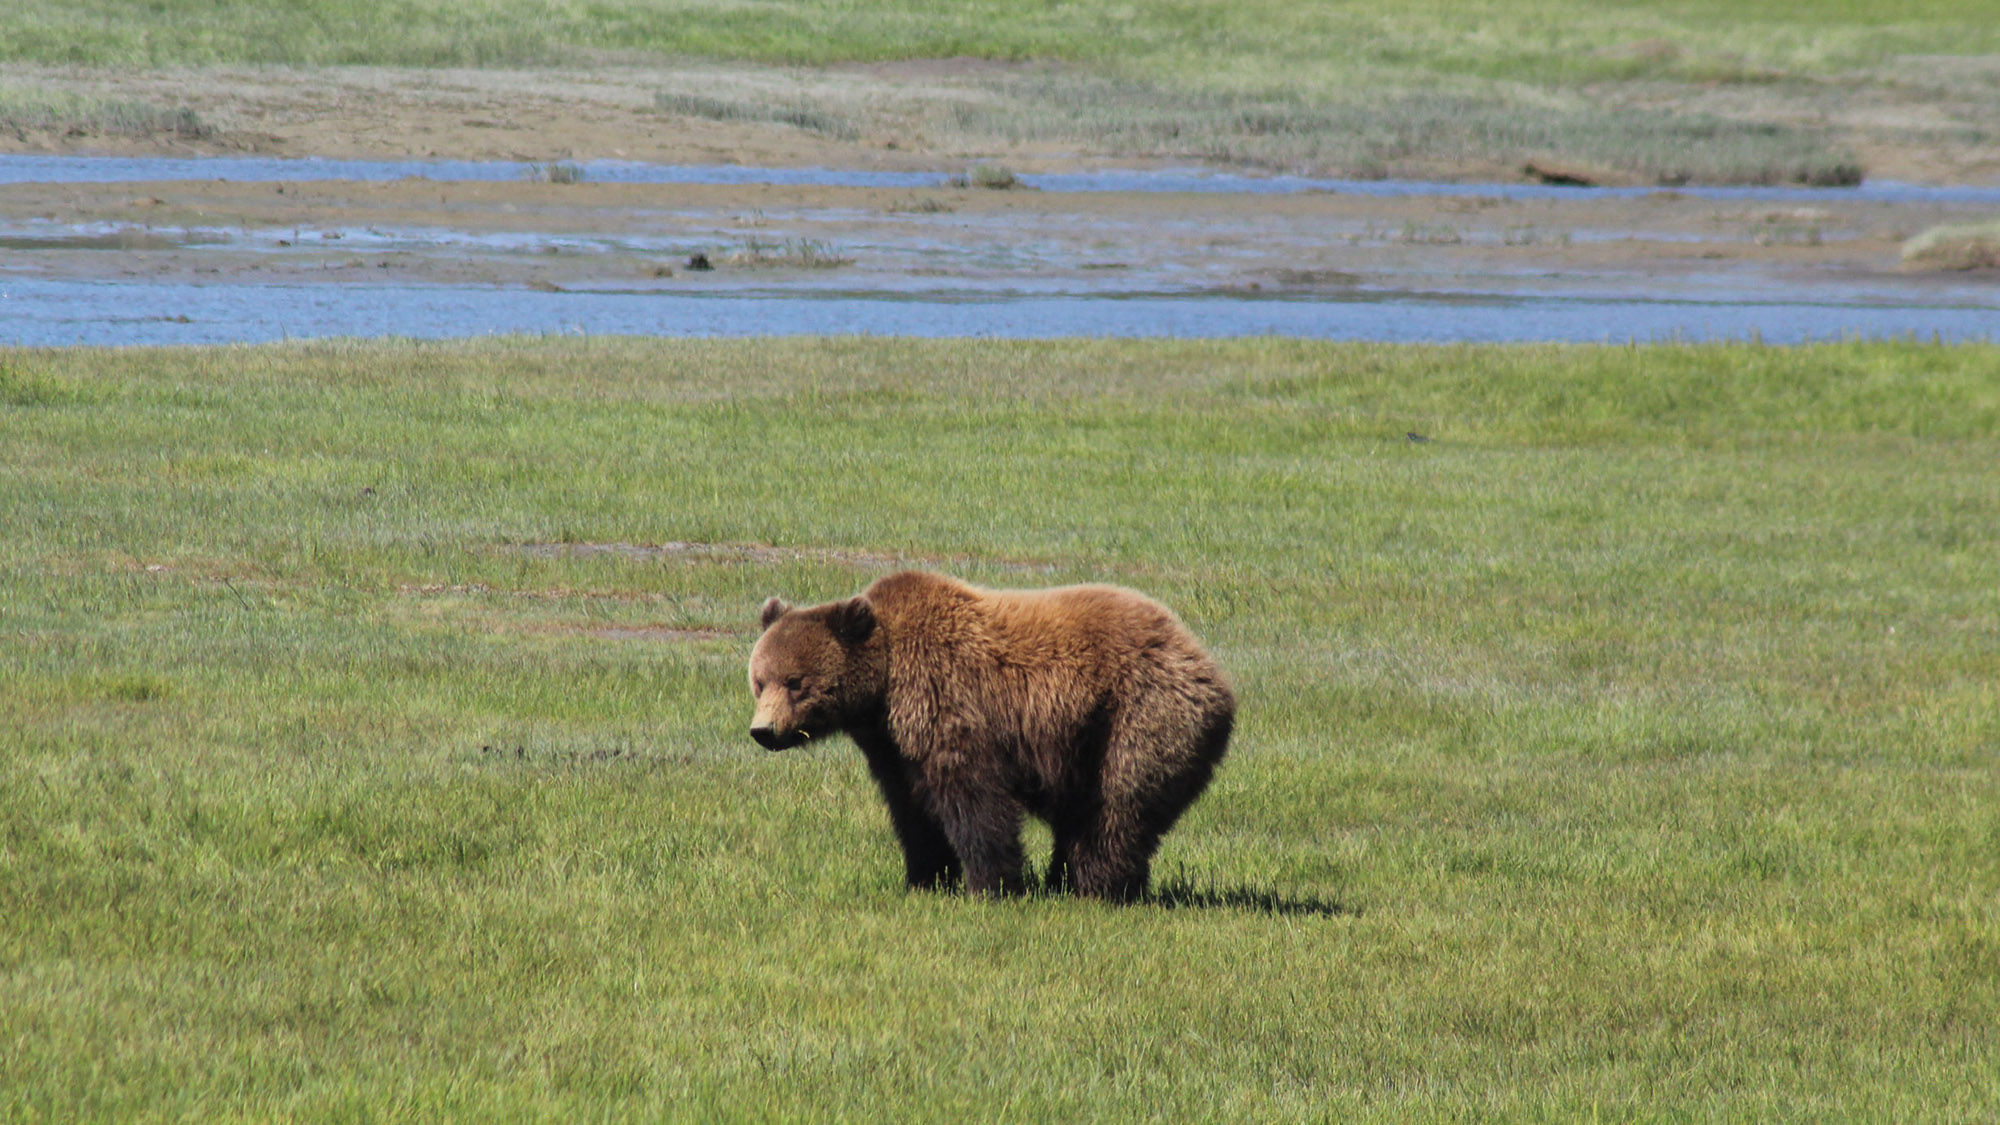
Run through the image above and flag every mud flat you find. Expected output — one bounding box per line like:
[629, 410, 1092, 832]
[2, 154, 1995, 345]
[3, 59, 1996, 345]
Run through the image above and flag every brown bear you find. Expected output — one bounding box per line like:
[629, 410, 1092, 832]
[747, 570, 1233, 900]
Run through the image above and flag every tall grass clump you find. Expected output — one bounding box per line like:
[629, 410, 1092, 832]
[524, 161, 587, 184]
[0, 360, 83, 406]
[886, 194, 955, 213]
[944, 162, 1020, 189]
[655, 90, 858, 140]
[0, 87, 207, 139]
[1902, 219, 2000, 270]
[723, 237, 853, 268]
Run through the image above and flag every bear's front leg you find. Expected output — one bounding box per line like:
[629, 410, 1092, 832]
[856, 734, 961, 890]
[883, 793, 962, 891]
[922, 777, 1027, 897]
[897, 822, 962, 890]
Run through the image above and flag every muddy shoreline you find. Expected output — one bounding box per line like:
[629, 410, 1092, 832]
[0, 166, 1982, 295]
[1, 67, 1994, 346]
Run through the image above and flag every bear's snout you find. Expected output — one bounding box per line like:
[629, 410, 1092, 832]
[750, 725, 801, 752]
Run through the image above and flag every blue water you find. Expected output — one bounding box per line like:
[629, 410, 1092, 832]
[6, 277, 1993, 347]
[5, 154, 2000, 204]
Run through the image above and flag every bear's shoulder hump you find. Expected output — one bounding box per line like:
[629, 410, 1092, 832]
[864, 570, 976, 606]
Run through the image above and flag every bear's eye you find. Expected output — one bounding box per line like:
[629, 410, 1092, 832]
[785, 676, 804, 694]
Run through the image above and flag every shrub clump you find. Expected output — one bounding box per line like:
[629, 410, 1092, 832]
[525, 162, 586, 184]
[724, 238, 852, 268]
[947, 164, 1021, 190]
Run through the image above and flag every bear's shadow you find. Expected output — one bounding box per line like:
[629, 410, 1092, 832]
[1019, 866, 1352, 918]
[1144, 877, 1353, 919]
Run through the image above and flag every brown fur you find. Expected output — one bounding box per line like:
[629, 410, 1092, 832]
[748, 571, 1234, 900]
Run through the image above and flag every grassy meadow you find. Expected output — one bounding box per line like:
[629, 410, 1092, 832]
[9, 0, 2000, 182]
[3, 338, 1997, 1121]
[10, 0, 1995, 76]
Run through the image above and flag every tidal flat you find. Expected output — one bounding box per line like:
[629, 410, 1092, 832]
[3, 162, 1995, 345]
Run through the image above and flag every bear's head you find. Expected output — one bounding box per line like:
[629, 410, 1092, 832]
[747, 594, 885, 751]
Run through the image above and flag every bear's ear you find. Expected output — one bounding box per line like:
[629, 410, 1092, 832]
[824, 596, 876, 646]
[758, 596, 791, 630]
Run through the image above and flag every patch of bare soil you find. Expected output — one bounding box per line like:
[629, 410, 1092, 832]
[518, 541, 1059, 575]
[0, 64, 953, 169]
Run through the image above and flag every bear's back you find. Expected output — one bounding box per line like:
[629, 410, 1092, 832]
[866, 570, 1212, 679]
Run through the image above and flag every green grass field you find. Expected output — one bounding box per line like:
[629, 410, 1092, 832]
[4, 338, 1998, 1121]
[10, 0, 1996, 75]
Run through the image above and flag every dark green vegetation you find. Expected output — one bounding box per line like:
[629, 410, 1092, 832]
[4, 339, 1998, 1121]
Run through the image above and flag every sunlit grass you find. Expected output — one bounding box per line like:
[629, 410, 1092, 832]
[3, 0, 1994, 75]
[3, 338, 1997, 1121]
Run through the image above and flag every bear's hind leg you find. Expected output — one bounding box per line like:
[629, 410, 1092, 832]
[1070, 697, 1233, 901]
[1062, 793, 1154, 899]
[1066, 817, 1153, 902]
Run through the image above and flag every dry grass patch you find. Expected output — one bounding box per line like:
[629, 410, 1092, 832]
[721, 237, 854, 269]
[0, 86, 207, 140]
[1902, 219, 2000, 270]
